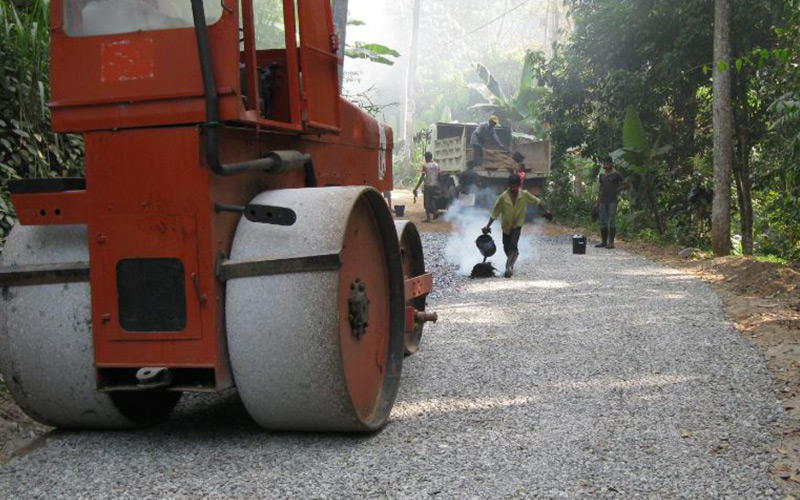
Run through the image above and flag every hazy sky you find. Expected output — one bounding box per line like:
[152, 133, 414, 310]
[341, 0, 568, 127]
[342, 0, 404, 98]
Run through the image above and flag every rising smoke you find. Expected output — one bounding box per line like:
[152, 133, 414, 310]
[444, 188, 541, 277]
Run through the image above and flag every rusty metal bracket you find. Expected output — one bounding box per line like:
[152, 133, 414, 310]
[215, 202, 297, 226]
[218, 253, 341, 282]
[0, 261, 89, 287]
[348, 278, 369, 339]
[404, 272, 433, 300]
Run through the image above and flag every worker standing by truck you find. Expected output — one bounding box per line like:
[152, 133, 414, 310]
[482, 174, 553, 278]
[470, 115, 508, 167]
[413, 152, 441, 222]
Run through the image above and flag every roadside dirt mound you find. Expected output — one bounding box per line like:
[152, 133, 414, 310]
[693, 256, 800, 301]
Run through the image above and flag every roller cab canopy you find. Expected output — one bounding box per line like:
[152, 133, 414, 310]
[50, 0, 342, 134]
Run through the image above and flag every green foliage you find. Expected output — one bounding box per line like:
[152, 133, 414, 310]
[540, 0, 799, 260]
[345, 43, 400, 66]
[755, 254, 789, 264]
[252, 0, 285, 49]
[467, 51, 550, 139]
[0, 0, 85, 241]
[621, 107, 649, 161]
[391, 139, 427, 189]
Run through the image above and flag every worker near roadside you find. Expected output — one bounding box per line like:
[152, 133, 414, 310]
[482, 174, 553, 278]
[413, 152, 441, 222]
[595, 156, 629, 249]
[470, 115, 508, 167]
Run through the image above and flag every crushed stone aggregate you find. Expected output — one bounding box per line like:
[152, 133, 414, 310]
[0, 228, 782, 499]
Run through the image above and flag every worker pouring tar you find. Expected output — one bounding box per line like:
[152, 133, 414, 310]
[482, 174, 554, 278]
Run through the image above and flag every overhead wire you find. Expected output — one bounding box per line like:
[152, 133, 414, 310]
[442, 0, 533, 47]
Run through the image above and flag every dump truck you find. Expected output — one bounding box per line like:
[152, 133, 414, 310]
[431, 122, 551, 209]
[0, 0, 435, 432]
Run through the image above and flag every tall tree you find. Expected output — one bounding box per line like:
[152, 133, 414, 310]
[400, 0, 420, 164]
[712, 0, 733, 256]
[732, 70, 754, 254]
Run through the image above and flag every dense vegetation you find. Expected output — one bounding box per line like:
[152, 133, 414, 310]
[537, 0, 800, 260]
[1, 0, 798, 261]
[0, 0, 83, 242]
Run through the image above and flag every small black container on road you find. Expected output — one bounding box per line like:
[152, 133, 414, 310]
[471, 233, 497, 278]
[572, 234, 587, 254]
[475, 234, 497, 258]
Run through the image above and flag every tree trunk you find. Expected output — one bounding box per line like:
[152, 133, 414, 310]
[732, 72, 754, 255]
[332, 0, 349, 91]
[552, 0, 560, 56]
[646, 183, 665, 235]
[543, 0, 551, 57]
[400, 0, 421, 165]
[712, 0, 733, 256]
[497, 0, 510, 39]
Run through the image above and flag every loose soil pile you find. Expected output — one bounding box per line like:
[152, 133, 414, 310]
[482, 149, 518, 170]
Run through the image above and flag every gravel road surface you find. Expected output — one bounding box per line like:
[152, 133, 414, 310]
[0, 229, 782, 499]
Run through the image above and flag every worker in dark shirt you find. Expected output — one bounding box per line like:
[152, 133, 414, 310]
[595, 156, 628, 249]
[470, 115, 507, 167]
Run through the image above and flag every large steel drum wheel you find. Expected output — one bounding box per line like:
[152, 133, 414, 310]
[0, 225, 181, 428]
[395, 221, 427, 355]
[226, 187, 405, 431]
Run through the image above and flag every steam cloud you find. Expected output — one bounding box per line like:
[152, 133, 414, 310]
[444, 188, 541, 277]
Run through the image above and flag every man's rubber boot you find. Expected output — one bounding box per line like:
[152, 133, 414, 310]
[607, 228, 616, 249]
[595, 228, 607, 248]
[504, 250, 519, 278]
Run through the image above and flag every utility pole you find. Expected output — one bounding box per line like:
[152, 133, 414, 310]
[712, 0, 732, 256]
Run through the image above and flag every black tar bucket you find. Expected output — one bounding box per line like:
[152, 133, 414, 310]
[475, 234, 497, 258]
[572, 234, 587, 254]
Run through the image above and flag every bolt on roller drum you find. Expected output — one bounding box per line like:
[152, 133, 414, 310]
[0, 225, 180, 428]
[226, 187, 405, 431]
[395, 221, 427, 355]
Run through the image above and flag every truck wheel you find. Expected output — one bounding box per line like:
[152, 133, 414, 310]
[447, 185, 458, 208]
[0, 225, 181, 428]
[226, 187, 405, 431]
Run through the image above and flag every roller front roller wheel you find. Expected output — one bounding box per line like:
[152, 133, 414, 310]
[226, 187, 405, 431]
[0, 225, 180, 428]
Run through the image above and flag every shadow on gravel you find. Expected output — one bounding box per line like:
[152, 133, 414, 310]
[41, 390, 383, 452]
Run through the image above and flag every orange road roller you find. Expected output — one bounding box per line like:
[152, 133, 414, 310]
[0, 0, 435, 432]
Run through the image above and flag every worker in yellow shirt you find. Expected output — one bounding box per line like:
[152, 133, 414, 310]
[482, 174, 553, 278]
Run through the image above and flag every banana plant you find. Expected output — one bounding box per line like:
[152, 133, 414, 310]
[610, 106, 672, 234]
[343, 19, 400, 66]
[345, 42, 400, 66]
[467, 51, 550, 140]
